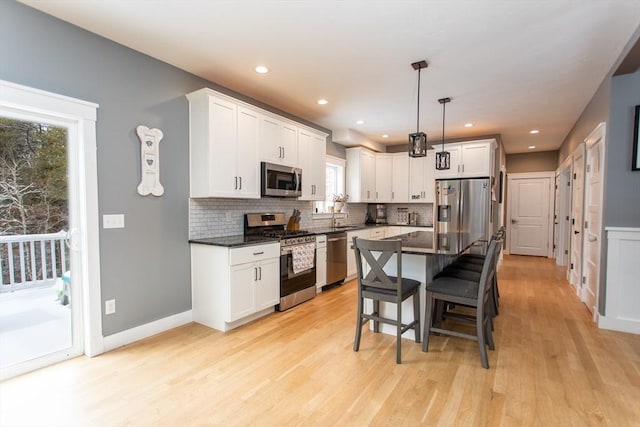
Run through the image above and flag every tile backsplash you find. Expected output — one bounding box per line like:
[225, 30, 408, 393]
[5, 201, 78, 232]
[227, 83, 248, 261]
[189, 199, 433, 239]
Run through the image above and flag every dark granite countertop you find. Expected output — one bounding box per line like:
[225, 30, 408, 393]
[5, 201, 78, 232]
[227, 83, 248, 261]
[382, 231, 483, 255]
[190, 225, 436, 248]
[189, 235, 279, 248]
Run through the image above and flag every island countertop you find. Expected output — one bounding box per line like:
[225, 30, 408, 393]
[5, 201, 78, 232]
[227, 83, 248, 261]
[382, 231, 484, 255]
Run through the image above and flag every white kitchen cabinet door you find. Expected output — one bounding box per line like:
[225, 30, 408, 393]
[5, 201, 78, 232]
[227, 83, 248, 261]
[460, 142, 493, 177]
[375, 154, 393, 202]
[187, 89, 260, 198]
[346, 229, 370, 279]
[236, 106, 261, 198]
[346, 148, 376, 203]
[280, 123, 299, 166]
[203, 94, 237, 197]
[424, 149, 436, 202]
[260, 116, 299, 167]
[229, 263, 257, 322]
[409, 156, 427, 202]
[433, 140, 495, 179]
[298, 129, 327, 201]
[254, 257, 280, 310]
[391, 153, 409, 203]
[433, 144, 462, 180]
[316, 246, 327, 290]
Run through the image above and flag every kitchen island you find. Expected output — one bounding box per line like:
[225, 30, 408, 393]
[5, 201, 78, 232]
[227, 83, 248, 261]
[357, 230, 484, 340]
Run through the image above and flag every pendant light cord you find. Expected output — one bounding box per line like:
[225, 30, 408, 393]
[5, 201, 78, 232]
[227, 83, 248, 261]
[416, 69, 421, 132]
[441, 99, 446, 151]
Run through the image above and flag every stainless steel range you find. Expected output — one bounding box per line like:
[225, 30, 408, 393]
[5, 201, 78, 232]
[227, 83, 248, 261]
[245, 213, 317, 311]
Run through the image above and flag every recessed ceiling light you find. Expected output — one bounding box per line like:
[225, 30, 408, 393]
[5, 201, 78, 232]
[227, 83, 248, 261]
[464, 123, 473, 128]
[382, 134, 389, 138]
[317, 99, 328, 105]
[528, 145, 536, 149]
[255, 65, 269, 74]
[530, 129, 540, 134]
[356, 120, 364, 125]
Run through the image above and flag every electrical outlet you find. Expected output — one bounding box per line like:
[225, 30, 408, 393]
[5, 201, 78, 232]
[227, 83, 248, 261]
[103, 214, 125, 229]
[105, 299, 116, 315]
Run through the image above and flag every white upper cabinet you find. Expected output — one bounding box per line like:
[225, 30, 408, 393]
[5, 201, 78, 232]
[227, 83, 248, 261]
[260, 115, 299, 167]
[425, 149, 436, 202]
[187, 89, 260, 198]
[433, 139, 496, 179]
[298, 129, 327, 201]
[409, 155, 428, 202]
[391, 153, 409, 203]
[375, 154, 393, 202]
[346, 147, 376, 203]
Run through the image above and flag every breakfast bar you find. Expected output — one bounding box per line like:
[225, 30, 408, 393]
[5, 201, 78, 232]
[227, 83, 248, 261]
[361, 230, 484, 339]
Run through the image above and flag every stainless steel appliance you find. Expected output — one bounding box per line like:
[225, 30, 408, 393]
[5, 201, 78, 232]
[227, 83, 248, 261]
[436, 178, 491, 249]
[365, 204, 387, 224]
[244, 212, 316, 311]
[261, 162, 302, 197]
[326, 232, 347, 285]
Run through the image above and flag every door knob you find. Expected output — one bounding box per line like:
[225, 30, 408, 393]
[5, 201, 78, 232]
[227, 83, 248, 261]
[511, 219, 518, 224]
[574, 230, 580, 234]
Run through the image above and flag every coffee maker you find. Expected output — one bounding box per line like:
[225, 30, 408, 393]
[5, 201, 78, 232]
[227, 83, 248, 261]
[366, 204, 387, 224]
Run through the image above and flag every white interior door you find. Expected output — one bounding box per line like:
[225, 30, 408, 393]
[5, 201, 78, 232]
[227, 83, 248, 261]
[508, 173, 553, 256]
[570, 145, 585, 289]
[583, 123, 606, 316]
[554, 172, 561, 260]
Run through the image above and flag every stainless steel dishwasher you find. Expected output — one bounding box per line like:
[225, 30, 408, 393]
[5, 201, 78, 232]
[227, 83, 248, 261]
[326, 232, 347, 285]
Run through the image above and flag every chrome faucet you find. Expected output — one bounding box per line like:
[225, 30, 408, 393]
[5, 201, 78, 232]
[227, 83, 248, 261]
[331, 209, 341, 228]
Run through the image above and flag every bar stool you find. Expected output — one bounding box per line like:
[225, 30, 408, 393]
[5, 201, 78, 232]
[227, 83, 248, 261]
[352, 237, 421, 364]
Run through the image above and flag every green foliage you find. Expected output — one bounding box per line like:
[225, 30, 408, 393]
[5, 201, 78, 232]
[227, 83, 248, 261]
[0, 118, 68, 235]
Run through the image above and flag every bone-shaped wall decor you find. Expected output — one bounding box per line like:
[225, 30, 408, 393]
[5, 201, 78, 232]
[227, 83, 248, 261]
[136, 125, 164, 196]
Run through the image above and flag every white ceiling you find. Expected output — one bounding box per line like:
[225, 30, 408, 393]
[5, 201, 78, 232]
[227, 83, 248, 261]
[20, 0, 640, 153]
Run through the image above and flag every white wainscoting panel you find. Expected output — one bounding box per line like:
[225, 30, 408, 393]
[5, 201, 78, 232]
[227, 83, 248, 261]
[599, 228, 640, 334]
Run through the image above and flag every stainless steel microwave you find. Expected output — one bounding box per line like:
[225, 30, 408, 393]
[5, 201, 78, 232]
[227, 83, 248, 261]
[261, 162, 302, 197]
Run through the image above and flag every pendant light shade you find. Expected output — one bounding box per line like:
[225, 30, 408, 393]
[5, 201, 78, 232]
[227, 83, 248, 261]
[408, 60, 428, 158]
[435, 97, 451, 170]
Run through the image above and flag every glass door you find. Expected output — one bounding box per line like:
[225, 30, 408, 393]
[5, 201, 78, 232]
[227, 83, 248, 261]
[0, 115, 81, 371]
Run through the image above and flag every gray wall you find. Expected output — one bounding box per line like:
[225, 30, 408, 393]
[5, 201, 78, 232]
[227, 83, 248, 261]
[0, 2, 328, 336]
[606, 69, 640, 227]
[505, 151, 559, 173]
[558, 77, 612, 162]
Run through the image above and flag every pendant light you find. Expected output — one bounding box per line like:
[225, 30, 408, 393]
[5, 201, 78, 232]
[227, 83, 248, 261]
[435, 97, 451, 170]
[408, 60, 428, 157]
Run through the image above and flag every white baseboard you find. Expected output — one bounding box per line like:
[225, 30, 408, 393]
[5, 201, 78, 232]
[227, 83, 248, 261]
[598, 315, 640, 335]
[102, 310, 193, 353]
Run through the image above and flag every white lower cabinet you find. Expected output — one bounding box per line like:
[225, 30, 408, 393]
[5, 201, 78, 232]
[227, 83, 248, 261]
[315, 235, 327, 291]
[346, 229, 370, 280]
[191, 242, 280, 331]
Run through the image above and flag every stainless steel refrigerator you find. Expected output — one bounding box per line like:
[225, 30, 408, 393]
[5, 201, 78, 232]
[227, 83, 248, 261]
[435, 178, 492, 250]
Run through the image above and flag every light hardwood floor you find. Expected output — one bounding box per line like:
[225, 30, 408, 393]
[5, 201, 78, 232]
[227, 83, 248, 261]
[1, 255, 639, 426]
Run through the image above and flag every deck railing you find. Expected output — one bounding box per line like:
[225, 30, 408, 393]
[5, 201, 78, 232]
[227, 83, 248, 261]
[0, 230, 69, 293]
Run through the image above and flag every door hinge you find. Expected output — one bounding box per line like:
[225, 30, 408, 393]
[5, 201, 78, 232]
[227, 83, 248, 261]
[573, 173, 577, 179]
[567, 181, 571, 186]
[572, 218, 575, 225]
[582, 276, 586, 284]
[570, 263, 574, 270]
[553, 244, 556, 249]
[565, 250, 568, 255]
[584, 221, 588, 229]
